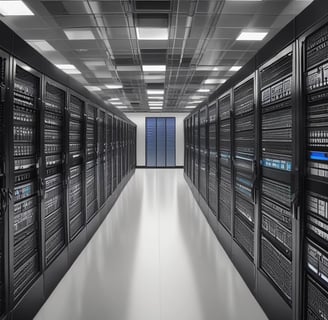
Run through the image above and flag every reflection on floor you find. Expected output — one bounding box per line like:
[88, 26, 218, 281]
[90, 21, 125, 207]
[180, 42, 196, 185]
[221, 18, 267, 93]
[34, 169, 268, 320]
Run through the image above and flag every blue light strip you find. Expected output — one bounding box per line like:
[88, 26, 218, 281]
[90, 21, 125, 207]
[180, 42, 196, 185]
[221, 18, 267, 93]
[310, 151, 328, 161]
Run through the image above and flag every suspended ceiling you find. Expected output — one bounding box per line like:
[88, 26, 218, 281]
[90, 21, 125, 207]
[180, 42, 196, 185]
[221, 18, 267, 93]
[1, 0, 313, 112]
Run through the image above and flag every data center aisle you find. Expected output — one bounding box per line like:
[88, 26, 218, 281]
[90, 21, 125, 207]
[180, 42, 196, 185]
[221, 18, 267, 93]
[34, 169, 267, 320]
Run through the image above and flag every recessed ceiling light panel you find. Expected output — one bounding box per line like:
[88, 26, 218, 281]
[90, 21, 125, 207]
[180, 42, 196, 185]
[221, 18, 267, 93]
[150, 106, 163, 110]
[27, 40, 55, 52]
[237, 31, 268, 41]
[85, 86, 101, 91]
[230, 66, 242, 72]
[0, 1, 34, 16]
[136, 27, 168, 40]
[197, 89, 210, 92]
[64, 29, 96, 40]
[204, 79, 227, 84]
[148, 97, 164, 101]
[105, 84, 123, 89]
[147, 89, 164, 95]
[143, 65, 166, 72]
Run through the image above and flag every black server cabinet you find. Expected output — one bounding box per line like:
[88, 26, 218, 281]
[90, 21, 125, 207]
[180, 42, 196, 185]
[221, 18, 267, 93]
[233, 76, 256, 260]
[97, 110, 105, 207]
[258, 46, 295, 319]
[42, 79, 67, 267]
[193, 112, 199, 190]
[106, 115, 112, 198]
[218, 93, 232, 232]
[302, 21, 328, 320]
[207, 102, 218, 216]
[119, 120, 123, 184]
[68, 93, 85, 240]
[187, 117, 193, 179]
[185, 118, 191, 179]
[112, 117, 117, 190]
[0, 49, 9, 318]
[85, 105, 97, 222]
[189, 117, 193, 179]
[10, 61, 42, 303]
[125, 123, 129, 177]
[199, 106, 208, 201]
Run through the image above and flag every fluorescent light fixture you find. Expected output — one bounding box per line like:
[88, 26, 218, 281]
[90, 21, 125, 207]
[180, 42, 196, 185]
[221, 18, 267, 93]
[27, 40, 55, 52]
[64, 70, 81, 75]
[142, 65, 166, 72]
[149, 102, 163, 106]
[56, 64, 76, 70]
[105, 84, 123, 89]
[197, 89, 210, 92]
[227, 0, 262, 1]
[204, 78, 226, 84]
[191, 96, 205, 100]
[64, 29, 95, 40]
[189, 100, 202, 104]
[150, 106, 163, 110]
[85, 86, 101, 91]
[185, 106, 196, 109]
[55, 64, 81, 75]
[148, 96, 164, 100]
[109, 98, 120, 101]
[0, 1, 34, 16]
[111, 102, 123, 105]
[230, 66, 242, 72]
[136, 27, 168, 40]
[147, 89, 164, 95]
[237, 31, 268, 41]
[116, 106, 127, 109]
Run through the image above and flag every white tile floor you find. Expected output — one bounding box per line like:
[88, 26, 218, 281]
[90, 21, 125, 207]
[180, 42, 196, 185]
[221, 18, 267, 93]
[34, 169, 268, 320]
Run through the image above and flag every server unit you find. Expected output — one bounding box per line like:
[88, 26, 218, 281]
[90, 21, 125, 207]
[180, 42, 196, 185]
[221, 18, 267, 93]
[11, 61, 42, 302]
[85, 105, 97, 222]
[68, 94, 85, 240]
[218, 93, 232, 232]
[0, 50, 8, 318]
[303, 21, 328, 320]
[43, 79, 67, 266]
[207, 102, 218, 216]
[97, 110, 106, 207]
[233, 76, 256, 260]
[199, 106, 208, 201]
[258, 47, 295, 316]
[106, 115, 112, 198]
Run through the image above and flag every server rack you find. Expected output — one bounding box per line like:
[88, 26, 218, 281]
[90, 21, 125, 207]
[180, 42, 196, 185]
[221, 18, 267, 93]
[112, 117, 117, 190]
[258, 46, 296, 319]
[193, 112, 199, 189]
[85, 104, 97, 222]
[0, 49, 9, 318]
[218, 93, 232, 232]
[97, 110, 105, 207]
[68, 93, 85, 241]
[233, 76, 256, 261]
[207, 103, 218, 216]
[199, 106, 208, 201]
[42, 78, 67, 267]
[10, 60, 43, 303]
[106, 115, 112, 198]
[302, 20, 328, 320]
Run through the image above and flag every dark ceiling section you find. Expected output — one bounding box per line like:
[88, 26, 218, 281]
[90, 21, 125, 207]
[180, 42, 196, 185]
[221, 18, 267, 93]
[0, 0, 314, 112]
